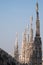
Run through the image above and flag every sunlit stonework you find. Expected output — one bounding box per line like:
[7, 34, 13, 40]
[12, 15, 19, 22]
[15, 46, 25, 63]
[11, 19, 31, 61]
[0, 1, 42, 65]
[14, 1, 42, 65]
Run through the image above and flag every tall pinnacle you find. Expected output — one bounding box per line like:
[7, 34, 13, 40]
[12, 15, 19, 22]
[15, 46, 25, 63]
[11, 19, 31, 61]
[36, 0, 38, 12]
[15, 32, 18, 49]
[36, 1, 40, 36]
[22, 29, 27, 48]
[29, 16, 33, 42]
[21, 29, 27, 63]
[14, 32, 19, 61]
[26, 24, 29, 42]
[23, 28, 27, 42]
[36, 0, 39, 20]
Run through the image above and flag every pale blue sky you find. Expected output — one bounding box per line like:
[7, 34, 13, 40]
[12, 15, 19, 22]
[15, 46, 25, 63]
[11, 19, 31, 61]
[0, 0, 43, 55]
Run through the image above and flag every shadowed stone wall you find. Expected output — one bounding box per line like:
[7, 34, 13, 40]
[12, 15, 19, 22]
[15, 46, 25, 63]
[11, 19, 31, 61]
[0, 48, 20, 65]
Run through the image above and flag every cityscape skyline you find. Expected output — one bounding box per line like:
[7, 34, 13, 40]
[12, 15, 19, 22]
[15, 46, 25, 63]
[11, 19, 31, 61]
[0, 0, 43, 55]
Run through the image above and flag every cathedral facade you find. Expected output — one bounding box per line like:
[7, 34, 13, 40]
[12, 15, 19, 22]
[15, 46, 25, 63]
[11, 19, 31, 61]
[14, 1, 42, 65]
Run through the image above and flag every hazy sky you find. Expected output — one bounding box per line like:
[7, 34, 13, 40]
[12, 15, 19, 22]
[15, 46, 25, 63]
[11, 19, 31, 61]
[0, 0, 43, 55]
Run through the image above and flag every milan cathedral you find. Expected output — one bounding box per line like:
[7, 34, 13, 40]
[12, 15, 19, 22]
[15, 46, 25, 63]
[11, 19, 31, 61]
[14, 1, 42, 65]
[0, 1, 42, 65]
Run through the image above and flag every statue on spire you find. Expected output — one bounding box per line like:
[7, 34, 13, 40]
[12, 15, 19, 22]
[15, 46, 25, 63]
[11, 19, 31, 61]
[36, 0, 39, 12]
[36, 0, 40, 36]
[36, 0, 39, 20]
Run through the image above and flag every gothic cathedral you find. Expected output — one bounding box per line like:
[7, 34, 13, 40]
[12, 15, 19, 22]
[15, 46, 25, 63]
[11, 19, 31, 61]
[14, 1, 42, 65]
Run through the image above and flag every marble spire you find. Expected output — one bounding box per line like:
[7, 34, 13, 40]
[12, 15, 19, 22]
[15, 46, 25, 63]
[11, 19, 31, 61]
[14, 32, 19, 61]
[29, 16, 33, 42]
[36, 0, 40, 36]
